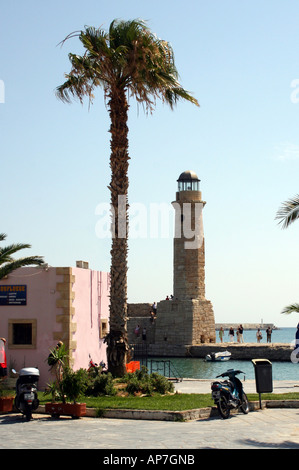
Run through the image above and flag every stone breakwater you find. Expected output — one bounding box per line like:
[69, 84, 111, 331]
[190, 343, 293, 361]
[215, 323, 276, 330]
[145, 343, 294, 362]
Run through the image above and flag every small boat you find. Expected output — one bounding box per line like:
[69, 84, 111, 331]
[205, 351, 231, 362]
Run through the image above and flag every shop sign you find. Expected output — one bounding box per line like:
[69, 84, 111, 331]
[0, 285, 27, 305]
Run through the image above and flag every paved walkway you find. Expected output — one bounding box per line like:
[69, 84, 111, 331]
[1, 408, 299, 449]
[1, 379, 299, 450]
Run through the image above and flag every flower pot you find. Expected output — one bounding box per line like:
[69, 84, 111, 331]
[0, 396, 14, 412]
[45, 402, 86, 418]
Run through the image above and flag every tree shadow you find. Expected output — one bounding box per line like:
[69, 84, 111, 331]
[238, 438, 299, 449]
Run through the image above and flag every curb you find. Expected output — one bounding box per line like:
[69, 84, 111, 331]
[35, 399, 299, 422]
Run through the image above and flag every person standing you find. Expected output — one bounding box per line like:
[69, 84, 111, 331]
[266, 326, 272, 343]
[229, 327, 234, 342]
[142, 327, 147, 341]
[238, 325, 244, 343]
[219, 327, 224, 343]
[134, 325, 140, 337]
[256, 329, 263, 343]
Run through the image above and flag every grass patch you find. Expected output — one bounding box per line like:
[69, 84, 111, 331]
[38, 391, 299, 411]
[39, 392, 214, 410]
[247, 392, 299, 401]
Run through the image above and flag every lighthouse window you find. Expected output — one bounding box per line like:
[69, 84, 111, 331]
[178, 181, 200, 191]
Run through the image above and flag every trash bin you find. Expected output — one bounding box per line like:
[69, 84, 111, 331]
[251, 359, 273, 393]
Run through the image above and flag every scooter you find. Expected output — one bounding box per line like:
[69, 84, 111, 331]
[13, 367, 40, 421]
[88, 355, 107, 375]
[211, 368, 249, 419]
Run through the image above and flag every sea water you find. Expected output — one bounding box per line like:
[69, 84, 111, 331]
[150, 328, 299, 381]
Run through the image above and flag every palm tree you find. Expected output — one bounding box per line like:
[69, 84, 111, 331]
[276, 196, 299, 317]
[275, 194, 299, 229]
[0, 233, 44, 280]
[56, 19, 199, 376]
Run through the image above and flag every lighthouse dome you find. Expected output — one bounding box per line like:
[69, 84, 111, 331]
[177, 170, 200, 182]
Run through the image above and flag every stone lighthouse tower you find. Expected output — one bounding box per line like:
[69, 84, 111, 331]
[155, 171, 216, 345]
[173, 170, 206, 301]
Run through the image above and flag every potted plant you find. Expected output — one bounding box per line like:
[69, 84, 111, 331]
[45, 345, 88, 418]
[45, 368, 88, 418]
[60, 367, 88, 417]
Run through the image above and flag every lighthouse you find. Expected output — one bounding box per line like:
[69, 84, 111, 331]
[155, 171, 216, 345]
[173, 170, 206, 301]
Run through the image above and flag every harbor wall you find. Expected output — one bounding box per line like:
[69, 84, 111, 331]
[215, 323, 276, 330]
[139, 343, 293, 362]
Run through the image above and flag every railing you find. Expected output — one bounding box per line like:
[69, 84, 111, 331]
[147, 359, 183, 382]
[130, 343, 183, 382]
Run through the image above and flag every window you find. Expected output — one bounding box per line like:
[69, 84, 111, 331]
[100, 319, 108, 339]
[8, 319, 37, 349]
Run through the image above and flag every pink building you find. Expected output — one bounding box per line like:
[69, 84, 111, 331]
[0, 262, 110, 389]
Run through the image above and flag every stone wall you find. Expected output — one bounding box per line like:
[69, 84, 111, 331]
[127, 303, 153, 318]
[139, 343, 293, 362]
[127, 316, 156, 345]
[153, 299, 216, 345]
[215, 323, 276, 330]
[192, 299, 216, 343]
[189, 343, 293, 361]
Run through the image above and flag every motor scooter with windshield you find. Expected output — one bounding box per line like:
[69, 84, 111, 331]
[13, 367, 40, 421]
[211, 368, 249, 419]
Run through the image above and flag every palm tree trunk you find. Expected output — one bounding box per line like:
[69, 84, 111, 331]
[106, 88, 129, 376]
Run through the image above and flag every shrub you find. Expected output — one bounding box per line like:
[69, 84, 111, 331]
[61, 367, 89, 403]
[86, 372, 117, 396]
[150, 372, 174, 394]
[124, 367, 174, 396]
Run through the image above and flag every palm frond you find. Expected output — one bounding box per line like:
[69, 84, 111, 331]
[0, 256, 44, 280]
[276, 194, 299, 229]
[281, 303, 299, 315]
[0, 233, 44, 280]
[56, 19, 199, 112]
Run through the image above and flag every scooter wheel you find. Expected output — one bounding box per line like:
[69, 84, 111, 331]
[217, 393, 230, 419]
[240, 392, 249, 414]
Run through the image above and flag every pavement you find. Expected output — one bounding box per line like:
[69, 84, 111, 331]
[1, 379, 299, 450]
[1, 407, 299, 450]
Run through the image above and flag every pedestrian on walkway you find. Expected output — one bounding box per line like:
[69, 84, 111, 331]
[256, 329, 263, 343]
[134, 325, 140, 337]
[238, 324, 244, 343]
[229, 327, 234, 342]
[266, 326, 272, 343]
[219, 327, 224, 343]
[142, 327, 147, 341]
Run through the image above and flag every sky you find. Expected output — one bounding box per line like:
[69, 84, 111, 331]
[1, 0, 299, 327]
